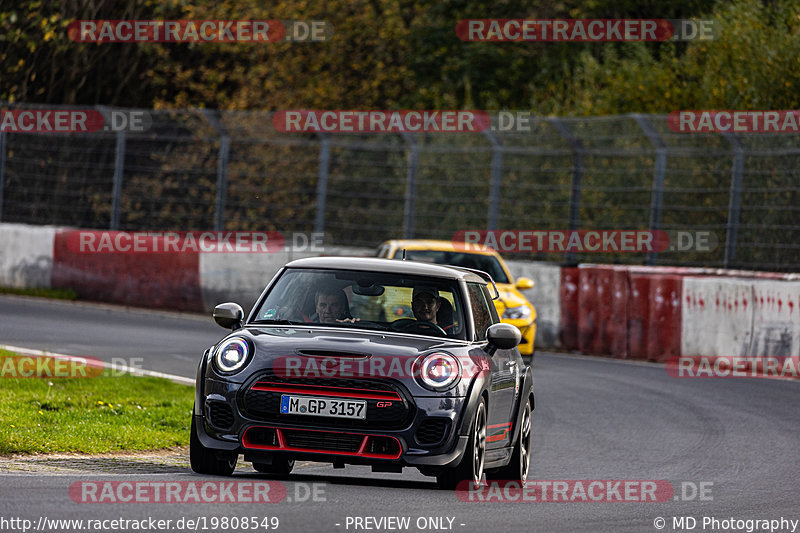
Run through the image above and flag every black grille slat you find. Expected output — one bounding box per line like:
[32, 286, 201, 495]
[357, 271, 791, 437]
[415, 418, 449, 445]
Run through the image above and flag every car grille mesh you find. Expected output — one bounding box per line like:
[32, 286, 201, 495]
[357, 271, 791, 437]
[207, 401, 235, 430]
[242, 427, 402, 459]
[283, 429, 363, 452]
[241, 371, 413, 429]
[415, 418, 450, 445]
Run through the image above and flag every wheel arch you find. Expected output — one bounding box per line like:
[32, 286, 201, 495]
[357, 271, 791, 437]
[509, 364, 534, 447]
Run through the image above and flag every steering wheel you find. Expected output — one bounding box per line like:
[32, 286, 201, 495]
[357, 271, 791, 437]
[393, 320, 447, 336]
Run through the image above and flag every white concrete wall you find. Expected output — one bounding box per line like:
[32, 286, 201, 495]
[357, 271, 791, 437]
[199, 246, 373, 313]
[682, 276, 800, 362]
[0, 223, 57, 288]
[506, 260, 562, 349]
[749, 280, 800, 358]
[681, 277, 754, 357]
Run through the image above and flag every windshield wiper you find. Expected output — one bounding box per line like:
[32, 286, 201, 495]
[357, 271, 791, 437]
[250, 319, 305, 326]
[331, 320, 390, 330]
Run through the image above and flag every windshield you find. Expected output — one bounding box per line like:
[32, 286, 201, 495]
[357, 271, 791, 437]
[251, 268, 466, 340]
[392, 250, 510, 284]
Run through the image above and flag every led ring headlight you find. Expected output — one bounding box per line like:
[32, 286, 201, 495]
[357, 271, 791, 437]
[214, 337, 250, 373]
[417, 352, 461, 391]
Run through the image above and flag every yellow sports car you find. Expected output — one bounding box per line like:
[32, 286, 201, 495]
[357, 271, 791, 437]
[376, 240, 537, 357]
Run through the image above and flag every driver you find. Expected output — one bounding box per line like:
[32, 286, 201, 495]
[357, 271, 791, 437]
[411, 285, 442, 324]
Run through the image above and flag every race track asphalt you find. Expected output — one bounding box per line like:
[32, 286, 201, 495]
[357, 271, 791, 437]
[1, 294, 798, 533]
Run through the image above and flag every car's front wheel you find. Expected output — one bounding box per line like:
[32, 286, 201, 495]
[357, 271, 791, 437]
[190, 416, 237, 476]
[253, 457, 295, 478]
[486, 399, 532, 484]
[437, 398, 486, 490]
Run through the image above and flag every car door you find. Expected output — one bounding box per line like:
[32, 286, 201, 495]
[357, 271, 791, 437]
[467, 283, 516, 448]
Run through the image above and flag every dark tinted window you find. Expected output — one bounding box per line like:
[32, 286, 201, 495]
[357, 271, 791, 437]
[392, 249, 509, 284]
[467, 282, 493, 341]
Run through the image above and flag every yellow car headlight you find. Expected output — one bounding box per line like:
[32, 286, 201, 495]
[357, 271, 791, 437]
[503, 305, 531, 320]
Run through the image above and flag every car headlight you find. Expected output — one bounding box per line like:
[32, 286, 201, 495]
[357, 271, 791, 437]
[416, 352, 461, 391]
[503, 305, 531, 320]
[213, 337, 251, 374]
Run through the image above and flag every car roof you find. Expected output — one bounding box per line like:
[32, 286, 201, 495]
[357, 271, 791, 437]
[382, 239, 499, 257]
[284, 256, 488, 283]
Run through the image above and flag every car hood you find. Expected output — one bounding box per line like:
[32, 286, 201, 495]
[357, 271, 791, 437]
[492, 284, 529, 312]
[209, 326, 487, 396]
[242, 325, 461, 357]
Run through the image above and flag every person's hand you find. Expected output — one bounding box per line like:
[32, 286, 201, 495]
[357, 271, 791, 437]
[336, 317, 361, 323]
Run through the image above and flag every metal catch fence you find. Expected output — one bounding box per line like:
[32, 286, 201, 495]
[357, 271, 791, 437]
[1, 102, 798, 270]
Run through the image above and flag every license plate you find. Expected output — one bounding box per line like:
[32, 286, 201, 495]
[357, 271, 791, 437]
[280, 395, 366, 420]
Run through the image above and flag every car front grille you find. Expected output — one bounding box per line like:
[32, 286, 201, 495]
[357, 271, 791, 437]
[240, 371, 414, 429]
[283, 429, 363, 452]
[242, 426, 402, 459]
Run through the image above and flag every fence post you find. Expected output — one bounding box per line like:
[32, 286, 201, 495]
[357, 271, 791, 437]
[214, 136, 230, 232]
[202, 110, 230, 232]
[722, 132, 744, 268]
[0, 130, 6, 222]
[483, 130, 503, 231]
[402, 134, 419, 239]
[632, 114, 667, 265]
[314, 135, 331, 236]
[110, 130, 126, 230]
[549, 117, 584, 265]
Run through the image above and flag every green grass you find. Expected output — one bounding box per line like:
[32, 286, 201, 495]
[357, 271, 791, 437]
[0, 286, 78, 300]
[0, 349, 194, 455]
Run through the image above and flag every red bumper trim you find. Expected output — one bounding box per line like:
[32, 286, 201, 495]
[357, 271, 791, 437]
[251, 381, 401, 401]
[241, 426, 403, 460]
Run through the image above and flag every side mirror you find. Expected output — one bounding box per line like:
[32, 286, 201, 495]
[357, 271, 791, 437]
[515, 277, 534, 290]
[485, 323, 521, 353]
[213, 302, 244, 330]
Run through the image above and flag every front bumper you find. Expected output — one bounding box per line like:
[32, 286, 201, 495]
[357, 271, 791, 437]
[501, 318, 536, 356]
[196, 377, 473, 468]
